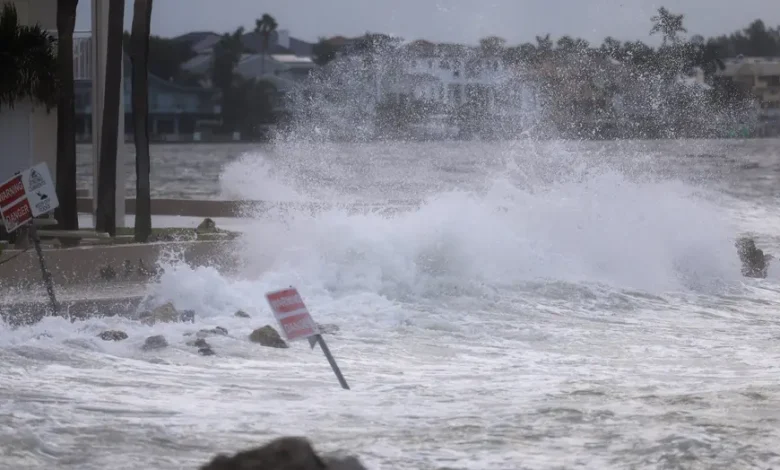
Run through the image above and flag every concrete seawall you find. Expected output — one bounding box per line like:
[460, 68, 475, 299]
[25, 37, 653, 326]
[0, 240, 238, 288]
[1, 294, 145, 326]
[76, 198, 419, 217]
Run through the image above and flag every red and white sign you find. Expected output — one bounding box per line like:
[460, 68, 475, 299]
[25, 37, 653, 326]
[265, 287, 320, 341]
[1, 198, 33, 232]
[0, 175, 25, 208]
[0, 163, 59, 233]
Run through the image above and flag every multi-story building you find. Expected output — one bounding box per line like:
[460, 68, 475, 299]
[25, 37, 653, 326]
[180, 29, 316, 99]
[718, 56, 780, 135]
[72, 35, 220, 142]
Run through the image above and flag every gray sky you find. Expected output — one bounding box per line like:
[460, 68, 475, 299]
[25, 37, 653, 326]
[74, 0, 779, 46]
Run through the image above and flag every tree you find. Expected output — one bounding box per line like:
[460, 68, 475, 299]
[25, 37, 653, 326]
[211, 27, 245, 132]
[650, 7, 687, 46]
[254, 13, 277, 75]
[0, 3, 59, 111]
[94, 0, 125, 236]
[479, 36, 506, 56]
[122, 31, 196, 83]
[130, 0, 153, 242]
[312, 37, 338, 66]
[55, 0, 79, 240]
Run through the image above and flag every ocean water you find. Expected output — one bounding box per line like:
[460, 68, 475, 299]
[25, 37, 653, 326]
[4, 139, 780, 469]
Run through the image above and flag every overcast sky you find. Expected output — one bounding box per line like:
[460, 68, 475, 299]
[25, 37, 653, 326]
[74, 0, 779, 47]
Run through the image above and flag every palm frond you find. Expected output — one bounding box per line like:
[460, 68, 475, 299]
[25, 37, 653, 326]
[0, 3, 60, 111]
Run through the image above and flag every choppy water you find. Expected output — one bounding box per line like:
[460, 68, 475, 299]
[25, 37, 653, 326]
[4, 138, 780, 469]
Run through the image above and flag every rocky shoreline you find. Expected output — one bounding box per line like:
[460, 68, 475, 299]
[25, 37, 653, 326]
[93, 301, 340, 356]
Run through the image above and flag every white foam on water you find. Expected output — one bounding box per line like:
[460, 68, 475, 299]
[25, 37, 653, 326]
[3, 146, 780, 469]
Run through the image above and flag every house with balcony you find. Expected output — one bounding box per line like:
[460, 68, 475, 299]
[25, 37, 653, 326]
[180, 29, 315, 86]
[73, 53, 220, 142]
[718, 56, 780, 135]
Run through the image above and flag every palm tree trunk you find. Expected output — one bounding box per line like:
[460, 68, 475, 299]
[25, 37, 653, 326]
[55, 0, 79, 238]
[131, 0, 153, 242]
[94, 0, 125, 236]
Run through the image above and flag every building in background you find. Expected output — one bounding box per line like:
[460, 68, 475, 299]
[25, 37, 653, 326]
[718, 56, 780, 135]
[73, 36, 220, 142]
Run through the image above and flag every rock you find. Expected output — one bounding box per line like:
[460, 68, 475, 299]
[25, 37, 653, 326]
[198, 347, 216, 356]
[249, 325, 288, 349]
[234, 309, 251, 318]
[142, 335, 168, 351]
[98, 330, 128, 341]
[188, 338, 211, 348]
[195, 326, 228, 338]
[196, 217, 217, 234]
[317, 323, 340, 335]
[199, 436, 367, 470]
[324, 456, 370, 470]
[181, 309, 196, 323]
[139, 302, 185, 325]
[736, 237, 772, 278]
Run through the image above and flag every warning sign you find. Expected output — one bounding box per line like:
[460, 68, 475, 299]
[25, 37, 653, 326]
[0, 163, 59, 233]
[0, 175, 25, 208]
[1, 198, 32, 232]
[22, 163, 58, 218]
[265, 288, 320, 341]
[27, 168, 46, 191]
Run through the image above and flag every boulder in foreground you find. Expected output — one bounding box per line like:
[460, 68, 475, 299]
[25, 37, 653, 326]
[142, 334, 168, 351]
[199, 436, 367, 470]
[249, 325, 288, 348]
[736, 237, 772, 279]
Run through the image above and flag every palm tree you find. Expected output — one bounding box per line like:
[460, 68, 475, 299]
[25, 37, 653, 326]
[650, 7, 687, 46]
[0, 3, 59, 111]
[254, 14, 277, 75]
[130, 0, 153, 242]
[55, 0, 79, 240]
[94, 0, 125, 236]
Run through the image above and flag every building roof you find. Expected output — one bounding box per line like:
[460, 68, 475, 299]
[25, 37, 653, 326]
[240, 30, 313, 56]
[720, 57, 780, 76]
[270, 54, 314, 65]
[173, 31, 217, 44]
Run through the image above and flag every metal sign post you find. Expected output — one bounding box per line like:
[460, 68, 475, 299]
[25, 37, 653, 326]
[266, 287, 351, 390]
[28, 223, 59, 316]
[0, 164, 62, 319]
[313, 333, 350, 390]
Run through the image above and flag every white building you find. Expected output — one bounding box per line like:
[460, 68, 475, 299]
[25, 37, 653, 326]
[0, 0, 57, 184]
[0, 0, 125, 227]
[328, 38, 517, 112]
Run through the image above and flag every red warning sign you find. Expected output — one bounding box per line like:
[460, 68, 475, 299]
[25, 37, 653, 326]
[1, 198, 32, 232]
[265, 288, 320, 341]
[0, 175, 25, 208]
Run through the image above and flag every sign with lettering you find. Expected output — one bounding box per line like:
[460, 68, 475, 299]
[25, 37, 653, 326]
[1, 198, 33, 233]
[0, 163, 59, 232]
[265, 287, 320, 341]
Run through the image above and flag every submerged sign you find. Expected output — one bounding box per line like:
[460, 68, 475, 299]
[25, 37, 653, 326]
[0, 163, 59, 232]
[265, 287, 350, 390]
[266, 288, 320, 341]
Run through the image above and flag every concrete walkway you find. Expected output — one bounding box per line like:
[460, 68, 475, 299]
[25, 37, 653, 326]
[77, 214, 256, 232]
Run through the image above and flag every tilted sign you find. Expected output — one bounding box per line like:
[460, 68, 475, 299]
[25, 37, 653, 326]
[265, 287, 320, 341]
[0, 163, 59, 233]
[264, 287, 350, 390]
